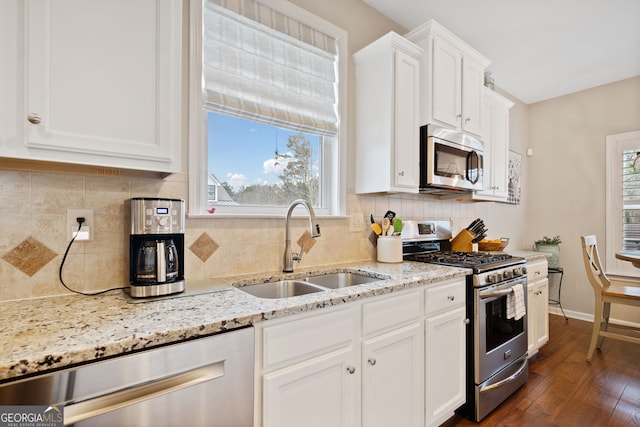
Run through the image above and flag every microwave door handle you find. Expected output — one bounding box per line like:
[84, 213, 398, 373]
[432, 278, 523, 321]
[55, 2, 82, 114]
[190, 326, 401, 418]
[466, 151, 480, 184]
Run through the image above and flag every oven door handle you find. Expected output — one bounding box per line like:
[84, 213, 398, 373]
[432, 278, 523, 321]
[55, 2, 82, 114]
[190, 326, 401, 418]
[478, 357, 528, 393]
[480, 288, 513, 299]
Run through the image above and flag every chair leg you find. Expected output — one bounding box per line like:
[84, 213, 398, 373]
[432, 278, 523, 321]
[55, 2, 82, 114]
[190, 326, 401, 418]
[598, 301, 611, 349]
[587, 299, 604, 362]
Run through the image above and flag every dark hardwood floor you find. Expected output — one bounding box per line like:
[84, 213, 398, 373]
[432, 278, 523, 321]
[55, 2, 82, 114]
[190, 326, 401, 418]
[447, 314, 640, 427]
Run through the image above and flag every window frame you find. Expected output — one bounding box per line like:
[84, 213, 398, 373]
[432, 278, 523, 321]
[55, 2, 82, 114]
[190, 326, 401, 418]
[605, 130, 640, 276]
[187, 0, 348, 218]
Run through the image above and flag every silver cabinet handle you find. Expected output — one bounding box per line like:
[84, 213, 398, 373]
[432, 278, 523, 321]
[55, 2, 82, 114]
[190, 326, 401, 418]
[368, 357, 376, 366]
[398, 171, 405, 176]
[456, 113, 462, 118]
[27, 113, 42, 124]
[447, 295, 455, 301]
[346, 366, 356, 374]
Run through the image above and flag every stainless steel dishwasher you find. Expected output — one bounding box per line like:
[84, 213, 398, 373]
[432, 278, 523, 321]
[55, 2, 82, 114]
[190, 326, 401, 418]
[0, 327, 254, 426]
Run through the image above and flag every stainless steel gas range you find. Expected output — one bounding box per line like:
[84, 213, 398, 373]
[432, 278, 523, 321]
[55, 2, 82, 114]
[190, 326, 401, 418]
[401, 220, 529, 422]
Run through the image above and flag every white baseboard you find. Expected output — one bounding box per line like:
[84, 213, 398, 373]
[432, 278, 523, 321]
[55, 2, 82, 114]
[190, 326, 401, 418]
[548, 306, 640, 329]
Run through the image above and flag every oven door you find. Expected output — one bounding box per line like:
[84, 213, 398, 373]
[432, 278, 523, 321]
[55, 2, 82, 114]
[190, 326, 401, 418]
[475, 277, 528, 383]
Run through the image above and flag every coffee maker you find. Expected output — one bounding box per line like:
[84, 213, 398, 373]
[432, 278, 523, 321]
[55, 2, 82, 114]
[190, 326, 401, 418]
[127, 197, 185, 298]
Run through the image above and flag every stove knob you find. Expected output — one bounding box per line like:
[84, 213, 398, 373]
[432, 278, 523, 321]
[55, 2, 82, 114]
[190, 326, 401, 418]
[504, 269, 514, 279]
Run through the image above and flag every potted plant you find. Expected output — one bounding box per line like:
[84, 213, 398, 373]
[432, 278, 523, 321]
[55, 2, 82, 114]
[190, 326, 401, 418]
[534, 235, 561, 267]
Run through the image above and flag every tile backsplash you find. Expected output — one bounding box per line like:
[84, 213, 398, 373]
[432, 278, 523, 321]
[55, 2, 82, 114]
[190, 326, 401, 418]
[0, 168, 476, 302]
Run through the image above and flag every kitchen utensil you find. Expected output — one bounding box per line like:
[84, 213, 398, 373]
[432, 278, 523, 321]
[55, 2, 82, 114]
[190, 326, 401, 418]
[382, 218, 391, 235]
[393, 218, 403, 233]
[371, 222, 382, 235]
[383, 210, 396, 222]
[370, 213, 375, 224]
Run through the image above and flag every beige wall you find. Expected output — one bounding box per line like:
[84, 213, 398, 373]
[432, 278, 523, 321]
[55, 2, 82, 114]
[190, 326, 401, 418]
[526, 76, 640, 323]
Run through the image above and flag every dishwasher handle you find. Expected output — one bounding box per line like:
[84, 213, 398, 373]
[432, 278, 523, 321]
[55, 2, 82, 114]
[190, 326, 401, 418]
[64, 362, 224, 425]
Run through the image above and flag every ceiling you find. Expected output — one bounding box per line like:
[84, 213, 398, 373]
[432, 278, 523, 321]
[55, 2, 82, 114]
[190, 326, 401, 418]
[362, 0, 640, 104]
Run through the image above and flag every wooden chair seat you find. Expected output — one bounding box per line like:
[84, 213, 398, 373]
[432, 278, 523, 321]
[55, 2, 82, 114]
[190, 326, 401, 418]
[580, 235, 640, 361]
[603, 282, 640, 300]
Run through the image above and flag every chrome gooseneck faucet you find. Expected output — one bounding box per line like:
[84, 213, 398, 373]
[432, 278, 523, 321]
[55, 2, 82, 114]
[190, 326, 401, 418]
[283, 199, 321, 272]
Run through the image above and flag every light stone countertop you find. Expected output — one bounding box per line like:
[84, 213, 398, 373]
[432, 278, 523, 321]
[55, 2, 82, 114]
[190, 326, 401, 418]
[0, 261, 469, 382]
[509, 251, 549, 263]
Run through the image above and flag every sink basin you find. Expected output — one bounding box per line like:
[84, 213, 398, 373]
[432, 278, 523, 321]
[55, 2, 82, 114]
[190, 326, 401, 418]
[235, 280, 327, 299]
[304, 272, 381, 289]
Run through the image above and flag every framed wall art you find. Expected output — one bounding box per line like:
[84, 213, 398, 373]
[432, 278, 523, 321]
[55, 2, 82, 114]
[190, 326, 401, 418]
[507, 150, 522, 204]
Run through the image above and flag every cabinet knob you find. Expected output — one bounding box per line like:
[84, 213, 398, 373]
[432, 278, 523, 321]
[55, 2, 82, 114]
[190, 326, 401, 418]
[456, 114, 462, 119]
[464, 318, 470, 325]
[465, 117, 471, 124]
[398, 171, 405, 176]
[368, 357, 377, 366]
[346, 366, 356, 374]
[27, 113, 42, 124]
[447, 295, 455, 301]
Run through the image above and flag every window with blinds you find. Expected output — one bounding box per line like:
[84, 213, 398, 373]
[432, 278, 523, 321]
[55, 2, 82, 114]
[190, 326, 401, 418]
[622, 150, 640, 250]
[191, 0, 345, 214]
[606, 130, 640, 274]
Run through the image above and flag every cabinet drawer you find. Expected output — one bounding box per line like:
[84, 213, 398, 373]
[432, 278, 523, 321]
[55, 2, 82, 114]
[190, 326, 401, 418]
[527, 260, 548, 281]
[425, 280, 465, 316]
[261, 306, 355, 371]
[362, 290, 422, 337]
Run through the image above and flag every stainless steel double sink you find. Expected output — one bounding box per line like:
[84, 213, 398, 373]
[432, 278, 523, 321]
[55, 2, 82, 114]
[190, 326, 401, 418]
[234, 272, 384, 299]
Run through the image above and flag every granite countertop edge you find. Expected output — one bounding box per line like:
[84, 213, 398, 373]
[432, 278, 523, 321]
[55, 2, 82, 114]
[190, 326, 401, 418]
[0, 261, 469, 382]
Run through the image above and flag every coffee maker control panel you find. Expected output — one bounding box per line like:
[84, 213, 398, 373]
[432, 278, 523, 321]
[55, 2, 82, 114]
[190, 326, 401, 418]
[130, 198, 185, 235]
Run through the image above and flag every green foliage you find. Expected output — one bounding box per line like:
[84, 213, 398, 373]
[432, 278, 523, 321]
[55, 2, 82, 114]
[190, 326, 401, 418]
[534, 235, 562, 245]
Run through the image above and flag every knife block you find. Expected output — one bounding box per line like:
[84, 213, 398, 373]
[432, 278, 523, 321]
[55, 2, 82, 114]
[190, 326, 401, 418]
[451, 230, 475, 252]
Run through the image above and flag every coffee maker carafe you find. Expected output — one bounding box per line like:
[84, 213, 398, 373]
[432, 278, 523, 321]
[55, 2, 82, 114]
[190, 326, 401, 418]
[127, 198, 185, 298]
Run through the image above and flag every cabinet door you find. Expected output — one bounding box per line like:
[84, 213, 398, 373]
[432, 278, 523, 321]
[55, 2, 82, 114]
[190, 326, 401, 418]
[362, 323, 424, 427]
[393, 50, 420, 190]
[490, 102, 510, 199]
[527, 278, 549, 357]
[431, 36, 462, 129]
[0, 1, 18, 147]
[19, 0, 181, 172]
[474, 89, 512, 201]
[263, 347, 358, 427]
[460, 57, 485, 136]
[425, 306, 466, 427]
[535, 279, 550, 349]
[527, 281, 538, 357]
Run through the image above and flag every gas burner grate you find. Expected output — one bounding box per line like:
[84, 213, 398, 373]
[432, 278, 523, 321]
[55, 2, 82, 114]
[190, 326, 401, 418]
[405, 250, 516, 268]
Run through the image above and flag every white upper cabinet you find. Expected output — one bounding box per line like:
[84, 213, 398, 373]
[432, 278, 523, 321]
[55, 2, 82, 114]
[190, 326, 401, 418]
[1, 0, 183, 173]
[406, 20, 490, 137]
[474, 89, 514, 201]
[354, 32, 422, 194]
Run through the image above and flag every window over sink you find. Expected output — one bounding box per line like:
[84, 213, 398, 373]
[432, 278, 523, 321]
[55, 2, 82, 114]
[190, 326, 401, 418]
[188, 0, 348, 217]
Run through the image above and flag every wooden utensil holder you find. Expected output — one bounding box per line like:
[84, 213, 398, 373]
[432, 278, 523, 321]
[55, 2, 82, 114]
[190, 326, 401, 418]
[451, 229, 475, 252]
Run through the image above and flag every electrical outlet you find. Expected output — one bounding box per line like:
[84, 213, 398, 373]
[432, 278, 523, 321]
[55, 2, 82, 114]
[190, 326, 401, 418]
[67, 209, 94, 241]
[350, 214, 365, 232]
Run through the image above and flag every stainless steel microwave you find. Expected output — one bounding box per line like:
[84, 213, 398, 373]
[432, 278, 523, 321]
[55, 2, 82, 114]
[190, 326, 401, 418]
[419, 124, 484, 193]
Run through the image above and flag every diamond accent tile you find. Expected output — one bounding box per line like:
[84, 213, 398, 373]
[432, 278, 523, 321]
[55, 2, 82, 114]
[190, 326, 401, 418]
[189, 232, 219, 262]
[3, 237, 57, 277]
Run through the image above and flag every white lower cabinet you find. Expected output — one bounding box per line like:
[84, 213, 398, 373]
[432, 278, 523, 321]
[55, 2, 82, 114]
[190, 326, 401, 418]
[527, 259, 550, 357]
[255, 278, 466, 427]
[263, 347, 357, 427]
[425, 280, 467, 427]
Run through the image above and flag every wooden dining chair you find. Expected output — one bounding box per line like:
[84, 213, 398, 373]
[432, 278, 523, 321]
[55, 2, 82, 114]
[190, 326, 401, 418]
[580, 235, 640, 361]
